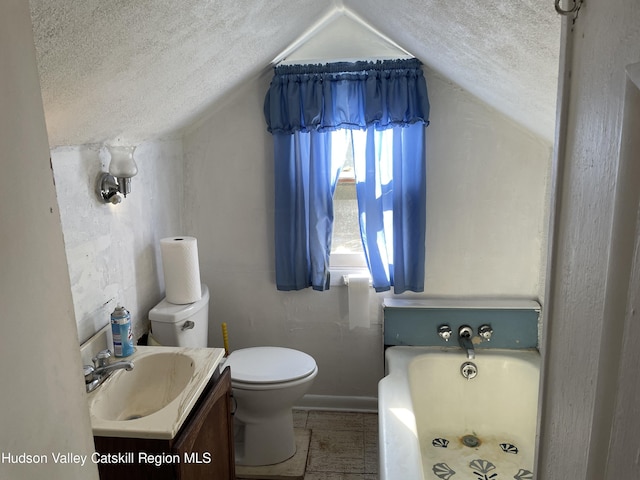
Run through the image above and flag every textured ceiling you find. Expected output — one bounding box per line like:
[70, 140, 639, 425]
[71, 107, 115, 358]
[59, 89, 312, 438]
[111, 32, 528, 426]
[29, 0, 560, 147]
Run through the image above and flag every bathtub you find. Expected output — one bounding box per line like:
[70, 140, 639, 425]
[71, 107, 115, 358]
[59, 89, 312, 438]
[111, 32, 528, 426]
[378, 346, 540, 480]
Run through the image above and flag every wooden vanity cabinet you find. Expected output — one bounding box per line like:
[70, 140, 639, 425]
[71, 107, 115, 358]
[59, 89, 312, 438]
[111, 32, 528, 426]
[174, 365, 235, 479]
[94, 366, 235, 480]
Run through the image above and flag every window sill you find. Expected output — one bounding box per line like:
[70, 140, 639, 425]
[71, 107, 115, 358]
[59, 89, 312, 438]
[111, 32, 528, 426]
[329, 267, 371, 287]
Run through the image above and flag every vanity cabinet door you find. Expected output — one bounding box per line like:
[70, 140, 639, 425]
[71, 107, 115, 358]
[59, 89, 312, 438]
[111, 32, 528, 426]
[174, 366, 235, 480]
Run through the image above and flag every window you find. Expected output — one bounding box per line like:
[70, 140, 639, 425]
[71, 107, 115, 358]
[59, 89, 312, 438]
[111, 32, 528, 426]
[330, 129, 367, 269]
[264, 58, 428, 292]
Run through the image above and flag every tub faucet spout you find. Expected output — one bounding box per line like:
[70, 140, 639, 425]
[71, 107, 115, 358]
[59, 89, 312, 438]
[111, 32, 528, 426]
[458, 326, 475, 360]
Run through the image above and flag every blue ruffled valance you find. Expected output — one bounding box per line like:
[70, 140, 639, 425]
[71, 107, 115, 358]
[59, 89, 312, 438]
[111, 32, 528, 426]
[264, 58, 430, 134]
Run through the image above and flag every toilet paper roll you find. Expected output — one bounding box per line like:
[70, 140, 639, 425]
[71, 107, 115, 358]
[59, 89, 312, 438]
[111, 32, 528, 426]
[348, 274, 370, 330]
[160, 236, 202, 304]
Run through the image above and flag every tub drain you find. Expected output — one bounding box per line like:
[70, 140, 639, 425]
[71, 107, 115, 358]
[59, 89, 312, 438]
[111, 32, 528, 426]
[460, 361, 478, 380]
[462, 435, 481, 448]
[125, 414, 143, 420]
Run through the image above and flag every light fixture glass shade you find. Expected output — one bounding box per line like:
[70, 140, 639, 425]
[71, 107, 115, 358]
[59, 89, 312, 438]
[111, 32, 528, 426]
[107, 146, 138, 178]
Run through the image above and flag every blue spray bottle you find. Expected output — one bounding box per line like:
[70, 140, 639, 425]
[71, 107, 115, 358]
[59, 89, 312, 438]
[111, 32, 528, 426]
[111, 305, 134, 357]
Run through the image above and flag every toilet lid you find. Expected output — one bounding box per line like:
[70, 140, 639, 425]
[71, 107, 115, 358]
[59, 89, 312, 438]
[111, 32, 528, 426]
[225, 347, 317, 384]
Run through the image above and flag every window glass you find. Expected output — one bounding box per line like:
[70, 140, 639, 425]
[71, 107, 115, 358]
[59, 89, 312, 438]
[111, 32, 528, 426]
[330, 129, 366, 267]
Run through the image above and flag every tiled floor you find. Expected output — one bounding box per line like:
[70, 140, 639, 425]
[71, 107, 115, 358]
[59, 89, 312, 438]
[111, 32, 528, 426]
[294, 410, 379, 480]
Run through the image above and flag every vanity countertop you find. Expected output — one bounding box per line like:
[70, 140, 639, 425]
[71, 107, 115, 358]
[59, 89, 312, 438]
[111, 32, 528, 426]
[86, 345, 225, 439]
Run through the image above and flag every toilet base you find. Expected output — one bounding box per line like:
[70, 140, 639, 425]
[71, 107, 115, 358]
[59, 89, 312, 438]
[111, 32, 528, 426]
[234, 411, 296, 466]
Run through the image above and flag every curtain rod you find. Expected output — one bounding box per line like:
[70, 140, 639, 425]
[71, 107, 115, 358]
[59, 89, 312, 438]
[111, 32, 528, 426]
[277, 54, 414, 67]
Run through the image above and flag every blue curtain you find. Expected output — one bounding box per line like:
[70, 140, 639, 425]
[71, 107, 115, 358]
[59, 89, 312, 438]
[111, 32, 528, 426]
[352, 125, 426, 293]
[272, 130, 340, 291]
[264, 59, 429, 293]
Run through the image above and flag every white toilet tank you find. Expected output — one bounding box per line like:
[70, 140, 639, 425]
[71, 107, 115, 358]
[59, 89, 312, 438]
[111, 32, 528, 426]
[148, 284, 209, 348]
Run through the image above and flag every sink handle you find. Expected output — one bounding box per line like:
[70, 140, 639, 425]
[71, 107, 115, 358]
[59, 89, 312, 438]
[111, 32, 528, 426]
[93, 349, 112, 368]
[83, 365, 95, 383]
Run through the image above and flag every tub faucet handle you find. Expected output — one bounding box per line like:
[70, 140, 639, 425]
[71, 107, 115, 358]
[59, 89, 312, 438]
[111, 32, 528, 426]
[478, 324, 493, 341]
[438, 325, 452, 342]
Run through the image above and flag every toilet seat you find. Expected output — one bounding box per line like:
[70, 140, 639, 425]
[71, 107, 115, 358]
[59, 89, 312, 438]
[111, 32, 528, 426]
[225, 347, 317, 384]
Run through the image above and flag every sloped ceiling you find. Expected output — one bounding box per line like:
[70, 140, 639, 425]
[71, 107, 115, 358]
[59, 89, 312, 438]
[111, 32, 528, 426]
[29, 0, 560, 147]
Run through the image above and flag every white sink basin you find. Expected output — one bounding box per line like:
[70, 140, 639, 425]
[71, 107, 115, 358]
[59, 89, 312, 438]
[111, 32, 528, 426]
[86, 346, 224, 439]
[91, 352, 194, 421]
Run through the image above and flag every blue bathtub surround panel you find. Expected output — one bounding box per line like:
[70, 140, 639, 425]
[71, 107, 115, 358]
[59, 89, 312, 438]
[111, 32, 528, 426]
[382, 298, 540, 349]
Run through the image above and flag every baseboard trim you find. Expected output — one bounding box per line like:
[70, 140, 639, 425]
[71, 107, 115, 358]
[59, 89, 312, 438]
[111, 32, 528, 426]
[294, 394, 378, 413]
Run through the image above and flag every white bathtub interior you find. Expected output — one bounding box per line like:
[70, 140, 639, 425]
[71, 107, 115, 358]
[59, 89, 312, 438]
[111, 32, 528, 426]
[417, 348, 538, 478]
[379, 300, 541, 480]
[380, 346, 540, 480]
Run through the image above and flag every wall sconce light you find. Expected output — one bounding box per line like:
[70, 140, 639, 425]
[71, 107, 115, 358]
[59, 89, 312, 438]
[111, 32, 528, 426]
[98, 146, 138, 204]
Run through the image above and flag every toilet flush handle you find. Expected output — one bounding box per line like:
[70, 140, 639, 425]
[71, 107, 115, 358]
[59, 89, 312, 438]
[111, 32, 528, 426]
[181, 320, 195, 331]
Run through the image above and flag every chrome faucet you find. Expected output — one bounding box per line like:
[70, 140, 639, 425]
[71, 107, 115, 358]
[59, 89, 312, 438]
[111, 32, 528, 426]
[84, 349, 134, 393]
[458, 325, 475, 360]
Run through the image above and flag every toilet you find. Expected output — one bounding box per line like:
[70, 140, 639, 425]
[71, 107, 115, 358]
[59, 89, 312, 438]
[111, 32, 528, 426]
[225, 346, 317, 466]
[148, 284, 210, 348]
[148, 284, 318, 467]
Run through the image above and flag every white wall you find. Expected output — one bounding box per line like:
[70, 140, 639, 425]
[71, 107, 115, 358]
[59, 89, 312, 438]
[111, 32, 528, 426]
[52, 140, 184, 343]
[0, 1, 98, 478]
[425, 74, 551, 297]
[183, 66, 551, 398]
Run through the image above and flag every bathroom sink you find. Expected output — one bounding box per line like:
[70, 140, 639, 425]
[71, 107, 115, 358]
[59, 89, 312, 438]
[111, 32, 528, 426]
[86, 345, 225, 439]
[90, 352, 194, 421]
